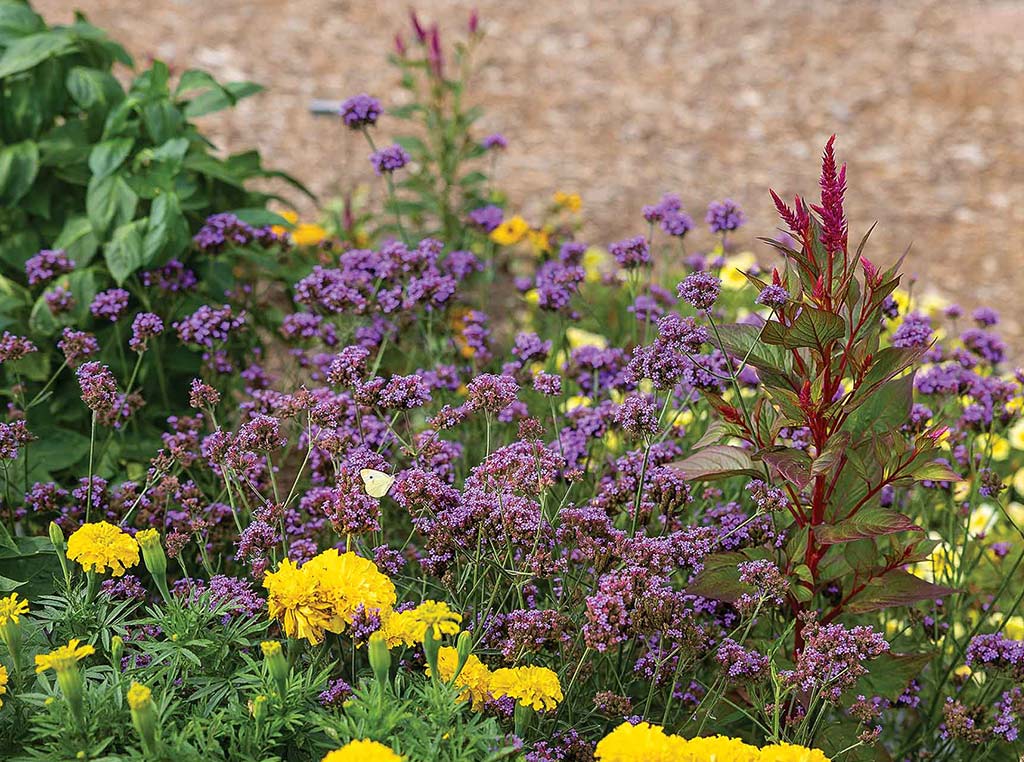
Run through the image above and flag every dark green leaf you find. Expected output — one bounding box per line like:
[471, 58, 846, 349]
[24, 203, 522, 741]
[87, 137, 133, 180]
[183, 80, 262, 118]
[86, 173, 137, 235]
[845, 569, 955, 614]
[0, 30, 74, 78]
[105, 218, 146, 284]
[53, 215, 99, 266]
[843, 373, 914, 438]
[668, 445, 761, 481]
[0, 139, 39, 205]
[761, 306, 846, 350]
[685, 552, 747, 601]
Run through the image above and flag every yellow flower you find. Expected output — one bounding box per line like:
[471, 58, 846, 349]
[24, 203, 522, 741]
[562, 395, 592, 412]
[322, 739, 403, 762]
[262, 558, 336, 645]
[759, 743, 832, 762]
[0, 664, 7, 709]
[719, 251, 757, 291]
[490, 215, 530, 246]
[1008, 421, 1024, 451]
[380, 608, 426, 648]
[489, 665, 562, 711]
[680, 735, 760, 761]
[968, 503, 998, 536]
[260, 640, 282, 658]
[428, 646, 492, 709]
[302, 549, 397, 632]
[410, 600, 461, 640]
[126, 681, 152, 710]
[553, 191, 582, 212]
[527, 228, 551, 254]
[273, 210, 329, 247]
[974, 433, 1009, 461]
[565, 327, 608, 350]
[1004, 615, 1024, 640]
[34, 638, 95, 674]
[595, 722, 688, 762]
[66, 521, 139, 577]
[582, 246, 610, 282]
[0, 593, 28, 626]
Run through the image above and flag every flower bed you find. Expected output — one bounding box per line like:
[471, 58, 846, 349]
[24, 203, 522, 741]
[0, 6, 1021, 761]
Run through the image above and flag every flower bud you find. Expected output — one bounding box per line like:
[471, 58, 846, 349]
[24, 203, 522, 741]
[368, 632, 391, 688]
[261, 641, 288, 698]
[48, 521, 71, 585]
[422, 624, 440, 680]
[135, 529, 170, 602]
[110, 636, 124, 671]
[128, 682, 158, 754]
[453, 631, 472, 681]
[250, 694, 268, 724]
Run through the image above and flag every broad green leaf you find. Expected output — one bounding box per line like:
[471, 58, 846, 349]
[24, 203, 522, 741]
[87, 137, 134, 180]
[86, 173, 137, 235]
[845, 569, 955, 614]
[815, 507, 923, 545]
[144, 193, 188, 263]
[0, 2, 45, 43]
[761, 306, 846, 350]
[910, 460, 961, 483]
[53, 214, 99, 266]
[66, 65, 124, 111]
[856, 651, 935, 701]
[711, 322, 792, 376]
[27, 292, 59, 336]
[0, 139, 39, 205]
[685, 551, 748, 601]
[105, 218, 146, 284]
[759, 447, 812, 489]
[669, 445, 760, 481]
[183, 79, 262, 118]
[843, 373, 914, 438]
[231, 208, 291, 228]
[0, 30, 74, 78]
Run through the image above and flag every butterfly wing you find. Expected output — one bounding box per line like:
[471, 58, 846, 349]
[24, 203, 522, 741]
[360, 468, 396, 498]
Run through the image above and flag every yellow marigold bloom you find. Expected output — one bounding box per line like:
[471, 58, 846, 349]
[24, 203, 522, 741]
[66, 521, 139, 577]
[380, 608, 425, 648]
[262, 558, 336, 645]
[34, 638, 95, 673]
[427, 646, 492, 709]
[553, 191, 582, 212]
[1004, 615, 1024, 640]
[489, 665, 562, 711]
[410, 600, 461, 640]
[759, 742, 832, 762]
[582, 246, 610, 282]
[595, 722, 688, 762]
[0, 663, 8, 709]
[302, 549, 397, 632]
[565, 327, 608, 350]
[127, 681, 152, 710]
[975, 433, 1010, 461]
[0, 593, 28, 626]
[679, 735, 759, 761]
[135, 528, 159, 549]
[322, 739, 403, 762]
[527, 228, 551, 254]
[969, 503, 998, 536]
[490, 215, 530, 246]
[720, 251, 757, 291]
[272, 210, 328, 246]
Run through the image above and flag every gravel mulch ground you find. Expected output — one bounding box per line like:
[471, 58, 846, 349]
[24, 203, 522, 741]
[35, 0, 1024, 343]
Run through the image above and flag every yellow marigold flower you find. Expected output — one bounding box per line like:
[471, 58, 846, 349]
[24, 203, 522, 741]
[303, 549, 397, 632]
[380, 608, 425, 648]
[582, 246, 610, 282]
[260, 640, 282, 658]
[262, 558, 336, 645]
[527, 228, 551, 254]
[969, 503, 998, 536]
[1008, 421, 1024, 450]
[595, 722, 688, 762]
[679, 735, 759, 761]
[0, 663, 8, 709]
[759, 742, 832, 762]
[34, 638, 95, 674]
[553, 191, 582, 212]
[566, 327, 608, 350]
[1004, 615, 1024, 640]
[322, 739, 403, 762]
[975, 433, 1010, 461]
[720, 251, 757, 291]
[490, 215, 530, 246]
[66, 521, 139, 577]
[427, 646, 492, 709]
[489, 665, 562, 711]
[126, 681, 152, 710]
[410, 600, 461, 640]
[0, 593, 28, 626]
[272, 210, 328, 246]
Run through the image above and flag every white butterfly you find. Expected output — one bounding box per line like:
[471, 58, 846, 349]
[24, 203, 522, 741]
[360, 468, 396, 499]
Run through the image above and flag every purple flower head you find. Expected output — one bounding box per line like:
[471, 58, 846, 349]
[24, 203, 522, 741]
[339, 93, 383, 129]
[532, 372, 562, 396]
[642, 193, 682, 224]
[378, 374, 432, 409]
[57, 329, 98, 367]
[706, 199, 745, 233]
[188, 379, 220, 409]
[972, 306, 999, 327]
[90, 288, 130, 322]
[614, 395, 659, 438]
[466, 373, 519, 413]
[481, 133, 507, 150]
[609, 236, 651, 269]
[756, 283, 790, 309]
[370, 144, 411, 175]
[661, 210, 694, 237]
[891, 312, 933, 349]
[45, 286, 75, 315]
[468, 205, 504, 233]
[76, 361, 119, 416]
[0, 420, 34, 460]
[0, 332, 38, 363]
[677, 271, 721, 311]
[717, 639, 770, 682]
[142, 260, 198, 293]
[25, 249, 75, 286]
[128, 312, 164, 352]
[174, 304, 246, 348]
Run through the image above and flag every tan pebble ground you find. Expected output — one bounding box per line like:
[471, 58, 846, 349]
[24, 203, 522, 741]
[35, 0, 1024, 346]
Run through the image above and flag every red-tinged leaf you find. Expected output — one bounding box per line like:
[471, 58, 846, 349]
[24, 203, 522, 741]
[843, 374, 914, 438]
[668, 445, 761, 481]
[759, 447, 813, 489]
[710, 323, 792, 377]
[691, 418, 729, 450]
[911, 460, 961, 483]
[815, 507, 923, 546]
[845, 569, 955, 614]
[685, 552, 747, 602]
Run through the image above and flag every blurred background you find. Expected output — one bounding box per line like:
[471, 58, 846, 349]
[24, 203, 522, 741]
[35, 0, 1024, 340]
